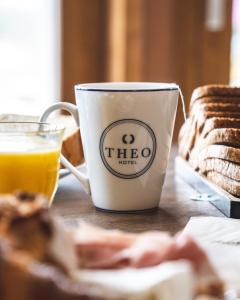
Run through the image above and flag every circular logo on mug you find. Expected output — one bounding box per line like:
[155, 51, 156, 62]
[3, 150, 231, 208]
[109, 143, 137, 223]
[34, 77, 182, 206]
[99, 119, 156, 179]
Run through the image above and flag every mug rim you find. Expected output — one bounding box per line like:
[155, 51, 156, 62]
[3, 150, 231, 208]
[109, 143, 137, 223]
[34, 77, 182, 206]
[0, 122, 65, 134]
[75, 82, 179, 92]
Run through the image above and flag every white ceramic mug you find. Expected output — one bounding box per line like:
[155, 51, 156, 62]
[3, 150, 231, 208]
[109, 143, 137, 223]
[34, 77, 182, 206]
[40, 82, 179, 211]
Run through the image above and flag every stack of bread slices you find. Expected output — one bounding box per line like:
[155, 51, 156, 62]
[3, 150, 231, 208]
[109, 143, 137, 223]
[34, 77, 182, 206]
[179, 85, 240, 197]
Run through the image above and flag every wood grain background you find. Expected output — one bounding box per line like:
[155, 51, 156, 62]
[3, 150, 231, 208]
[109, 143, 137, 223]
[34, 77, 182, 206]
[61, 0, 232, 141]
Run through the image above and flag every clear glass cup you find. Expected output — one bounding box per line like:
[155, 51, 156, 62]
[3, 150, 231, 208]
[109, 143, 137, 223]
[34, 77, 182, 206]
[0, 122, 64, 205]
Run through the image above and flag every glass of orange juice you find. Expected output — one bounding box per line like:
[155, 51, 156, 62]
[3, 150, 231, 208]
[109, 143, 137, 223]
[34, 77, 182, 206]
[0, 122, 64, 205]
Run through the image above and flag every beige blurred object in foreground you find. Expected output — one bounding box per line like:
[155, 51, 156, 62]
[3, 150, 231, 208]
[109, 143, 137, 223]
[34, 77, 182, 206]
[0, 192, 194, 300]
[0, 191, 225, 300]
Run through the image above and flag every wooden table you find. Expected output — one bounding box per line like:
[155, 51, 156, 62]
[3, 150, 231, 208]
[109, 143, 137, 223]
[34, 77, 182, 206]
[53, 147, 223, 234]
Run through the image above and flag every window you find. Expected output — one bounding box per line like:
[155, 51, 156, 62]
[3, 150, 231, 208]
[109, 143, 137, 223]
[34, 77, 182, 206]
[0, 0, 60, 115]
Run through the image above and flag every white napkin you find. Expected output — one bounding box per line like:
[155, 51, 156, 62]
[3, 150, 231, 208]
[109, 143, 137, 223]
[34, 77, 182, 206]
[74, 261, 194, 300]
[184, 216, 240, 292]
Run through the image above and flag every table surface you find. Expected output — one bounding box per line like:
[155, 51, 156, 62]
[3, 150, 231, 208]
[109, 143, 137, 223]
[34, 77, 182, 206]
[52, 147, 223, 234]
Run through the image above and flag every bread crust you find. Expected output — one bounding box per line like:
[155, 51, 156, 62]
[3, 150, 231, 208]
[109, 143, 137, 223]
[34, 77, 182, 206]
[178, 117, 197, 160]
[61, 129, 84, 167]
[189, 96, 240, 111]
[191, 103, 240, 116]
[191, 85, 240, 106]
[200, 117, 240, 139]
[206, 171, 240, 197]
[189, 145, 240, 170]
[194, 128, 240, 150]
[197, 158, 240, 181]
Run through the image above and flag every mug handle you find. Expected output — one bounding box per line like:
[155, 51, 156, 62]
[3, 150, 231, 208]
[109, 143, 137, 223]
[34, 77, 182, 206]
[39, 102, 91, 195]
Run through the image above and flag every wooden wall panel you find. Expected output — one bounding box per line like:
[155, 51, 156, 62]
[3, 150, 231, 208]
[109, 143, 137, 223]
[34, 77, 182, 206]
[105, 0, 147, 81]
[61, 0, 232, 140]
[121, 0, 232, 141]
[201, 1, 232, 84]
[170, 0, 205, 140]
[61, 0, 108, 103]
[105, 0, 127, 81]
[144, 0, 176, 82]
[125, 0, 147, 81]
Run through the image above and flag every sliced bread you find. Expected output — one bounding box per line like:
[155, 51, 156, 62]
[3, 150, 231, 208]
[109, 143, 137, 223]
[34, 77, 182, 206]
[191, 85, 240, 106]
[198, 158, 240, 181]
[189, 145, 240, 170]
[199, 117, 240, 139]
[194, 128, 240, 150]
[206, 171, 240, 197]
[191, 103, 240, 116]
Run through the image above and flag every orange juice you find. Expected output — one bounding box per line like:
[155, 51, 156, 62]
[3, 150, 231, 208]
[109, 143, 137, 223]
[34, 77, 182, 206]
[0, 136, 61, 203]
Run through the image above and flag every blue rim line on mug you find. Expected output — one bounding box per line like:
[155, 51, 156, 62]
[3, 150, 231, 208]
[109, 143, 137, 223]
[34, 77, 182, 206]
[75, 82, 179, 92]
